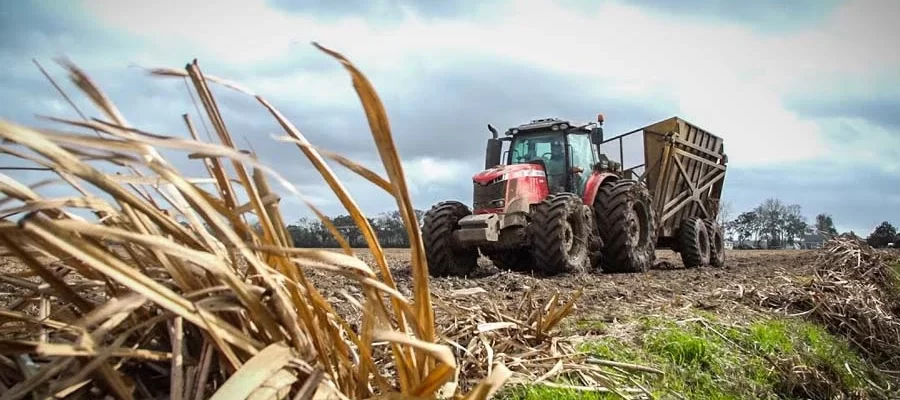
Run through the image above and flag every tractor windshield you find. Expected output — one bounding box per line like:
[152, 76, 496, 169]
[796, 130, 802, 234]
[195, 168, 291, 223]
[508, 131, 568, 191]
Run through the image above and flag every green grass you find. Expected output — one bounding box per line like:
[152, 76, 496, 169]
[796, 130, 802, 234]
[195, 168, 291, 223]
[499, 384, 618, 400]
[496, 315, 895, 400]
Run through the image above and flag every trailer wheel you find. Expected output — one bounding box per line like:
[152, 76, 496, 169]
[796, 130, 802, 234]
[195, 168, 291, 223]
[594, 180, 657, 273]
[678, 217, 710, 268]
[530, 193, 590, 275]
[705, 220, 726, 268]
[422, 201, 479, 277]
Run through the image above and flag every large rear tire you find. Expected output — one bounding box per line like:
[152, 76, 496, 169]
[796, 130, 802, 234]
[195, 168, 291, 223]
[594, 180, 657, 273]
[678, 217, 710, 268]
[530, 193, 590, 275]
[422, 201, 479, 277]
[705, 220, 726, 268]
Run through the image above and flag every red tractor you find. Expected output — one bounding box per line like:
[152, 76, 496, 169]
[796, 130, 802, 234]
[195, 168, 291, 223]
[422, 115, 728, 277]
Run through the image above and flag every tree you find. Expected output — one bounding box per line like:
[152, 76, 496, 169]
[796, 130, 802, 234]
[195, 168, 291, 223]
[717, 200, 733, 229]
[285, 209, 427, 248]
[727, 198, 810, 249]
[756, 198, 786, 248]
[815, 213, 838, 238]
[783, 204, 810, 245]
[866, 221, 897, 248]
[730, 211, 761, 246]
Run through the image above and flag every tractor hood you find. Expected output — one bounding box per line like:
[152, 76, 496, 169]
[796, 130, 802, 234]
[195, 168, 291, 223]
[472, 163, 545, 185]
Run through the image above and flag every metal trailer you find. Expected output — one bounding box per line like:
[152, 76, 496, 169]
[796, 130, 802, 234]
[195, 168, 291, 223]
[600, 117, 728, 257]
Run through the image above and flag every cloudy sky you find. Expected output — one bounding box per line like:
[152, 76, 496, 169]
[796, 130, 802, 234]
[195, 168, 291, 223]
[2, 0, 898, 235]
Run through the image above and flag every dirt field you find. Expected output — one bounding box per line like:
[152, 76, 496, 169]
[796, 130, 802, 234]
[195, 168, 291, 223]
[6, 246, 887, 397]
[305, 248, 820, 326]
[0, 247, 821, 344]
[1, 248, 818, 325]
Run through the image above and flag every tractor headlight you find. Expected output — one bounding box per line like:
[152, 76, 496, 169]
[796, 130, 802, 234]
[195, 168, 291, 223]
[559, 123, 569, 130]
[551, 124, 560, 131]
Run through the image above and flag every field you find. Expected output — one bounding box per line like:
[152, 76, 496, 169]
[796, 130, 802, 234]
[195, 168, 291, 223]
[296, 246, 900, 399]
[4, 236, 898, 398]
[305, 248, 817, 324]
[2, 50, 896, 399]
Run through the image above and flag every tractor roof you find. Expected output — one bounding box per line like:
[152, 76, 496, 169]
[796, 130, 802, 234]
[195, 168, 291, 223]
[505, 118, 592, 136]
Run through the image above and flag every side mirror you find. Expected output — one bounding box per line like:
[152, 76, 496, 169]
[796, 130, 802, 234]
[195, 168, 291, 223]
[590, 127, 604, 145]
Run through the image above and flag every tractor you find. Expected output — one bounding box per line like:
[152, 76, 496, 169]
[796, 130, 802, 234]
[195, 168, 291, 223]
[421, 114, 728, 276]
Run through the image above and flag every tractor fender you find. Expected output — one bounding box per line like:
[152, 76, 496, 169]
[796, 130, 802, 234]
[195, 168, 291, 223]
[582, 172, 620, 206]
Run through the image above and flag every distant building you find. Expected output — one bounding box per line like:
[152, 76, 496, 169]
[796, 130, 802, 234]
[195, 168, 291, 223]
[801, 234, 827, 249]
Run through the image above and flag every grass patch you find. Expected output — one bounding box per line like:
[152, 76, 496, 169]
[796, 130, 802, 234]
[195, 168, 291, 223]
[499, 383, 618, 400]
[499, 316, 896, 399]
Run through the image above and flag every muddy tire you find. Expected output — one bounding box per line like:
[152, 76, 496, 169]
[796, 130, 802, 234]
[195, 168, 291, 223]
[422, 201, 479, 277]
[678, 217, 710, 268]
[584, 204, 604, 271]
[594, 180, 657, 273]
[705, 220, 726, 268]
[530, 193, 590, 275]
[485, 250, 534, 273]
[594, 179, 656, 273]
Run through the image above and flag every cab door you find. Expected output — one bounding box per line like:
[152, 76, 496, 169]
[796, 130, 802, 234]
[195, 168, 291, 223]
[566, 132, 596, 196]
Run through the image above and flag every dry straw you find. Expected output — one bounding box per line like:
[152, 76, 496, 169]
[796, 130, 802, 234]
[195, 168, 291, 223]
[752, 236, 900, 389]
[0, 44, 521, 399]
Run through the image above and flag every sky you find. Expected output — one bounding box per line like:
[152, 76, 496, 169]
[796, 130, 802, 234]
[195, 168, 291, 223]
[1, 0, 898, 235]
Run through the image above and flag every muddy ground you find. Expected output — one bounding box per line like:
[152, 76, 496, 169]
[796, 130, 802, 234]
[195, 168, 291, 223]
[0, 248, 819, 331]
[306, 248, 820, 327]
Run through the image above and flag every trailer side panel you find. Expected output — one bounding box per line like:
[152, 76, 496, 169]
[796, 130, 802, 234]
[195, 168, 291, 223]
[642, 117, 727, 239]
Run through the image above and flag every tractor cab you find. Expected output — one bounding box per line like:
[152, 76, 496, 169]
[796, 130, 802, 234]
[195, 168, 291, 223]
[484, 117, 607, 196]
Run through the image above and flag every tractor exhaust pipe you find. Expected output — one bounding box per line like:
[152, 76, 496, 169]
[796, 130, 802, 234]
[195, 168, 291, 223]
[488, 124, 499, 139]
[485, 124, 502, 169]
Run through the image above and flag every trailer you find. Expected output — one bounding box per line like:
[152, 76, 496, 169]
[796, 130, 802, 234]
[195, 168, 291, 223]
[600, 116, 728, 267]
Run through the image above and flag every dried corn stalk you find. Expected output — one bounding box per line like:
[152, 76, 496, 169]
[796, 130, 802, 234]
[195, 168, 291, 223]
[0, 44, 513, 399]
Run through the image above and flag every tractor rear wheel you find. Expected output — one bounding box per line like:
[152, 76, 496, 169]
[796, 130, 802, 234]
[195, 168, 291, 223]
[705, 220, 726, 268]
[422, 201, 479, 277]
[530, 193, 590, 275]
[678, 217, 710, 268]
[594, 180, 657, 273]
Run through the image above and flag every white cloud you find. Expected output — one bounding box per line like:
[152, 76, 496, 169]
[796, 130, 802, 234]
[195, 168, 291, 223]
[819, 117, 900, 173]
[77, 0, 900, 171]
[403, 157, 468, 185]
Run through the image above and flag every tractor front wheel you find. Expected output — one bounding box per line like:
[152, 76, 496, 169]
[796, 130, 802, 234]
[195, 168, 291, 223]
[595, 180, 657, 273]
[678, 217, 711, 268]
[530, 193, 590, 275]
[422, 201, 479, 277]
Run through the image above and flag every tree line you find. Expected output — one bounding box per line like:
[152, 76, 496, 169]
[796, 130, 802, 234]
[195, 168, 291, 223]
[284, 210, 426, 248]
[241, 199, 897, 250]
[722, 198, 899, 249]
